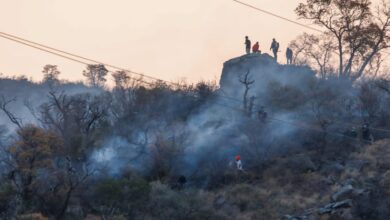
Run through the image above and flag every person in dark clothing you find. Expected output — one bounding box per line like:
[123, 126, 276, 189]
[286, 47, 293, 64]
[245, 36, 251, 55]
[270, 38, 280, 61]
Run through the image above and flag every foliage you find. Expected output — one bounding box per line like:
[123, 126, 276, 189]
[42, 64, 61, 86]
[83, 64, 108, 88]
[0, 62, 390, 219]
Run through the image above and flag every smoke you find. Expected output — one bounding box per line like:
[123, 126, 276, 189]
[0, 77, 103, 133]
[91, 136, 152, 176]
[86, 54, 320, 179]
[3, 54, 389, 187]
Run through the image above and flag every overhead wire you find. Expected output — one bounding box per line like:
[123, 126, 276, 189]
[0, 32, 180, 87]
[1, 31, 390, 137]
[0, 33, 90, 66]
[0, 33, 156, 86]
[231, 0, 390, 56]
[232, 0, 323, 33]
[229, 0, 390, 133]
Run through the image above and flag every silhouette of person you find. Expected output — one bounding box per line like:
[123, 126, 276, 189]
[252, 42, 260, 54]
[245, 36, 251, 55]
[270, 38, 279, 61]
[286, 47, 293, 64]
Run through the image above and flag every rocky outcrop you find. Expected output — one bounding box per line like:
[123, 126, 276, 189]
[219, 53, 315, 92]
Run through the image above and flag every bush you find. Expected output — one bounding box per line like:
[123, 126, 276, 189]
[0, 183, 17, 218]
[146, 182, 221, 220]
[91, 174, 150, 219]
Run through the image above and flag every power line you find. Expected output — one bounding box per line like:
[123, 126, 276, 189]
[231, 0, 390, 56]
[0, 33, 156, 86]
[1, 31, 390, 134]
[0, 33, 90, 66]
[0, 32, 179, 87]
[232, 0, 322, 33]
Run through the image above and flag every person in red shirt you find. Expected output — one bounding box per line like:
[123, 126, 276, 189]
[252, 42, 260, 54]
[235, 155, 243, 170]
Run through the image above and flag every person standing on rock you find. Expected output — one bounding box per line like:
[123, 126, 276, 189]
[286, 47, 293, 64]
[245, 36, 251, 55]
[270, 38, 280, 61]
[252, 42, 260, 54]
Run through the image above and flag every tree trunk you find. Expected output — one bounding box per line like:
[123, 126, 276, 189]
[338, 37, 344, 78]
[355, 48, 379, 80]
[56, 187, 73, 220]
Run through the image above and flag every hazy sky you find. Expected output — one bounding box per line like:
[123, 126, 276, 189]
[0, 0, 374, 84]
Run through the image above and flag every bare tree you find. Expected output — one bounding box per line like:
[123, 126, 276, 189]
[239, 70, 255, 114]
[0, 96, 23, 129]
[296, 0, 390, 80]
[55, 160, 95, 220]
[289, 33, 335, 78]
[39, 92, 107, 158]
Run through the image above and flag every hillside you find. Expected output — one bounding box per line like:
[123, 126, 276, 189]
[0, 56, 389, 220]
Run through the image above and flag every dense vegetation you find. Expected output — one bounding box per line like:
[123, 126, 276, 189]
[0, 62, 390, 219]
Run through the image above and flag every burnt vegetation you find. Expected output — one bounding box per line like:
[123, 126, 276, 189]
[1, 1, 390, 219]
[0, 61, 389, 220]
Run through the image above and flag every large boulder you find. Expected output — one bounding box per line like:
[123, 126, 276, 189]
[219, 53, 316, 106]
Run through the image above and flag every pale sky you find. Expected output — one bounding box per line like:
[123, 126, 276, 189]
[0, 0, 361, 84]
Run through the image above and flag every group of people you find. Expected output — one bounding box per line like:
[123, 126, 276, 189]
[245, 36, 293, 64]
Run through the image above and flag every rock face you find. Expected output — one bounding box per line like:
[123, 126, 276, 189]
[219, 53, 316, 98]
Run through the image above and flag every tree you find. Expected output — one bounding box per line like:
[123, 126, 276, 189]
[39, 92, 108, 158]
[7, 125, 63, 203]
[239, 70, 255, 115]
[42, 65, 61, 85]
[0, 96, 23, 129]
[289, 33, 335, 78]
[377, 78, 390, 94]
[83, 64, 108, 87]
[296, 0, 390, 79]
[112, 70, 131, 89]
[91, 174, 150, 219]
